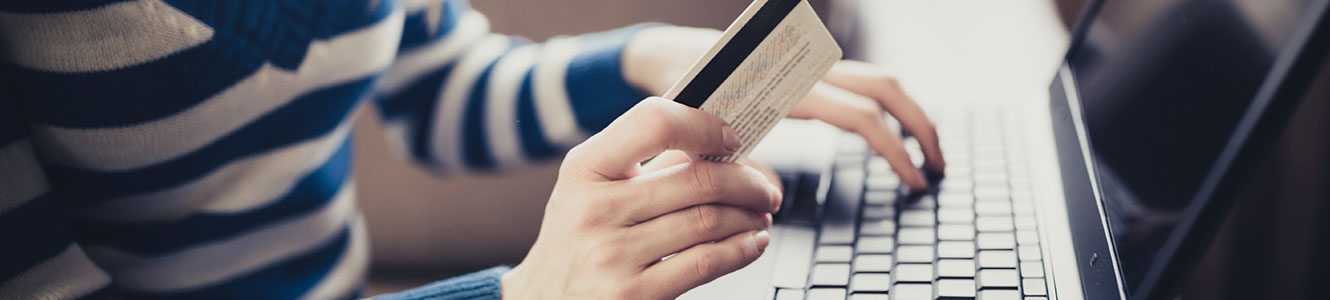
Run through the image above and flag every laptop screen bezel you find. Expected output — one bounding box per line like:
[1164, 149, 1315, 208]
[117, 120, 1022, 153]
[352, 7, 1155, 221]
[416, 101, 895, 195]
[1049, 1, 1330, 299]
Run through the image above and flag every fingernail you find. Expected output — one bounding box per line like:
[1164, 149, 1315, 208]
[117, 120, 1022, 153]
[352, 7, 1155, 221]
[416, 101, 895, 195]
[764, 213, 773, 229]
[753, 230, 771, 252]
[722, 125, 741, 152]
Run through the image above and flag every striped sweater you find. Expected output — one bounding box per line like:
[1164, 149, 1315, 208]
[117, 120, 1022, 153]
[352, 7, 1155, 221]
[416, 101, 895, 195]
[0, 0, 651, 299]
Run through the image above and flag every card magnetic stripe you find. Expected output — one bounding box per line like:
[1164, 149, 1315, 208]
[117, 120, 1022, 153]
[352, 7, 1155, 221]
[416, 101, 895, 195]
[673, 0, 803, 108]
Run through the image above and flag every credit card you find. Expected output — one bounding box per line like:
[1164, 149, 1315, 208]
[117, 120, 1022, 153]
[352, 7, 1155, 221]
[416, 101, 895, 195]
[664, 0, 842, 163]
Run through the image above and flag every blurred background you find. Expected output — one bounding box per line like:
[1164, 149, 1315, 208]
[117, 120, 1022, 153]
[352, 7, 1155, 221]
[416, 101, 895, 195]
[355, 0, 1330, 298]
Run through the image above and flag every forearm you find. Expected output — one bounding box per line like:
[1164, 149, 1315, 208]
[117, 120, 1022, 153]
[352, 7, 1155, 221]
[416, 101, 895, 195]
[371, 0, 664, 172]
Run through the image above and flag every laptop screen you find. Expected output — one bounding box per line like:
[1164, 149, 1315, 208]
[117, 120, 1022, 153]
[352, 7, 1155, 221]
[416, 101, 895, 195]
[1065, 0, 1315, 292]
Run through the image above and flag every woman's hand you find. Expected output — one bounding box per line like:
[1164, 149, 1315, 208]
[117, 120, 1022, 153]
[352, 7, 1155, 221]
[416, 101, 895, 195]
[502, 98, 782, 299]
[623, 26, 946, 189]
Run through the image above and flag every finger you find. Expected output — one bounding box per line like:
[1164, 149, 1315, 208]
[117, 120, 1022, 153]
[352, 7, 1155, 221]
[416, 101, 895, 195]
[624, 161, 780, 223]
[567, 97, 740, 180]
[640, 230, 771, 299]
[739, 158, 782, 198]
[644, 154, 783, 193]
[822, 61, 946, 172]
[640, 150, 694, 173]
[626, 205, 771, 262]
[797, 83, 928, 189]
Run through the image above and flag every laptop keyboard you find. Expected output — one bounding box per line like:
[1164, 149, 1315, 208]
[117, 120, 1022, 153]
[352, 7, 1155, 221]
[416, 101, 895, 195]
[776, 110, 1048, 300]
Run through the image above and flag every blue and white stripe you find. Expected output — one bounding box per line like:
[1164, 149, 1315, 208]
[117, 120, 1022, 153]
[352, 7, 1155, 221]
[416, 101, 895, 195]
[1, 99, 113, 299]
[1, 0, 652, 298]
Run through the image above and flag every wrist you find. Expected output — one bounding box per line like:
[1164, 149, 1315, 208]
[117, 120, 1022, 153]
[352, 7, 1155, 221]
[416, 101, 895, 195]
[621, 26, 722, 96]
[501, 264, 538, 300]
[499, 266, 521, 300]
[622, 26, 673, 95]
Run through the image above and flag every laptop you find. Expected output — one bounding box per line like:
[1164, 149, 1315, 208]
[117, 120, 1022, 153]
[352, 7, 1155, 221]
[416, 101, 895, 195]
[681, 0, 1330, 299]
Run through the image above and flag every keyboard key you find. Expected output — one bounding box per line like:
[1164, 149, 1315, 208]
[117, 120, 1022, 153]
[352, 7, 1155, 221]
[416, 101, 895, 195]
[867, 172, 899, 188]
[772, 226, 816, 288]
[892, 283, 934, 300]
[807, 288, 847, 300]
[861, 219, 897, 236]
[896, 245, 936, 263]
[855, 254, 894, 272]
[822, 169, 865, 245]
[904, 195, 938, 209]
[1020, 262, 1044, 278]
[939, 241, 977, 259]
[975, 202, 1012, 216]
[976, 217, 1014, 232]
[977, 250, 1017, 268]
[867, 176, 901, 191]
[867, 157, 890, 174]
[863, 204, 897, 220]
[821, 223, 857, 245]
[938, 224, 976, 241]
[935, 279, 978, 299]
[977, 269, 1020, 288]
[774, 289, 804, 300]
[938, 208, 976, 224]
[899, 209, 936, 227]
[894, 263, 934, 282]
[1022, 278, 1047, 296]
[850, 293, 890, 300]
[943, 164, 971, 175]
[974, 182, 1008, 194]
[865, 191, 898, 205]
[1012, 202, 1035, 216]
[858, 236, 895, 254]
[817, 246, 854, 263]
[1015, 230, 1039, 245]
[938, 193, 974, 208]
[811, 263, 851, 287]
[851, 273, 892, 293]
[898, 227, 937, 245]
[1010, 191, 1033, 204]
[838, 133, 868, 153]
[974, 159, 1006, 169]
[1014, 216, 1037, 231]
[977, 289, 1021, 300]
[977, 233, 1016, 250]
[937, 259, 976, 278]
[940, 180, 974, 194]
[1017, 246, 1042, 261]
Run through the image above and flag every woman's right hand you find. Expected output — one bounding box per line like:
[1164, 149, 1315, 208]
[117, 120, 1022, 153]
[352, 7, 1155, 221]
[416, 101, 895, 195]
[501, 97, 782, 299]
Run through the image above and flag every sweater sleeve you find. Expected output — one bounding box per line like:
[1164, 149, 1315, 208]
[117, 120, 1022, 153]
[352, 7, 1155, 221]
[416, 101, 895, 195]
[0, 85, 114, 299]
[371, 0, 661, 172]
[372, 266, 509, 300]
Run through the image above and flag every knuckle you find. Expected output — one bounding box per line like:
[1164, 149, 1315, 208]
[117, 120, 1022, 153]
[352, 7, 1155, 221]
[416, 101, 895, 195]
[689, 163, 721, 198]
[691, 254, 720, 282]
[878, 75, 901, 87]
[584, 190, 630, 227]
[561, 143, 593, 170]
[637, 106, 678, 146]
[691, 205, 721, 236]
